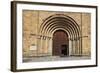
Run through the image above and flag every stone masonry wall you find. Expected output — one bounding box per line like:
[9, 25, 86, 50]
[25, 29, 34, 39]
[22, 10, 91, 57]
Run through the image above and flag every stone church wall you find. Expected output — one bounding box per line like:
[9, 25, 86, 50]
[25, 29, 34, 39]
[22, 10, 91, 57]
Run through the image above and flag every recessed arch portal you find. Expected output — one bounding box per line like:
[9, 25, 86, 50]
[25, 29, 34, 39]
[39, 14, 81, 56]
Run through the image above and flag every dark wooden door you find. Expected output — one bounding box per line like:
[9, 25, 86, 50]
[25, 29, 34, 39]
[53, 30, 69, 56]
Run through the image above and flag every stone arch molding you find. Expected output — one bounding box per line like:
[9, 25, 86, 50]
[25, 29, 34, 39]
[38, 14, 82, 56]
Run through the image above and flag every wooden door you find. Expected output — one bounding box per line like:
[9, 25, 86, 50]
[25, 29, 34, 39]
[53, 30, 69, 56]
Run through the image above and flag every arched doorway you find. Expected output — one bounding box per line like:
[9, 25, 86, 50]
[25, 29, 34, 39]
[39, 14, 81, 56]
[53, 30, 69, 56]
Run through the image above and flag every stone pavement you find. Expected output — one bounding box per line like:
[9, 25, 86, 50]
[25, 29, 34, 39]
[23, 56, 91, 63]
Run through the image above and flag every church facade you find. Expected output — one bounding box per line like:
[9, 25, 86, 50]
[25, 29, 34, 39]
[22, 10, 91, 58]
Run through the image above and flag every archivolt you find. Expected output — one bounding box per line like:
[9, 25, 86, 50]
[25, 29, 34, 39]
[39, 14, 80, 40]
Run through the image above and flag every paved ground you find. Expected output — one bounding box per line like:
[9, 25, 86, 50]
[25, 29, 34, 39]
[23, 56, 91, 62]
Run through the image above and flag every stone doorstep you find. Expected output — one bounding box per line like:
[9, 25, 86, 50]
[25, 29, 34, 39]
[23, 56, 91, 63]
[23, 55, 90, 59]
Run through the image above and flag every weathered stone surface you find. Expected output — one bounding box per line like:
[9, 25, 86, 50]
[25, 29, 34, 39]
[22, 10, 91, 57]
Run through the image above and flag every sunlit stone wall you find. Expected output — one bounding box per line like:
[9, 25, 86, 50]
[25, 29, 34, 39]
[23, 10, 91, 57]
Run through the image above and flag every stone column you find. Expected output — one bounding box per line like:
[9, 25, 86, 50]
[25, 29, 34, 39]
[71, 39, 74, 55]
[48, 37, 52, 56]
[78, 39, 80, 55]
[38, 36, 44, 56]
[75, 39, 80, 55]
[40, 36, 43, 54]
[73, 40, 76, 55]
[46, 37, 51, 56]
[79, 38, 82, 56]
[78, 39, 81, 55]
[36, 36, 41, 56]
[75, 40, 77, 55]
[69, 40, 72, 56]
[44, 37, 48, 55]
[42, 36, 46, 56]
